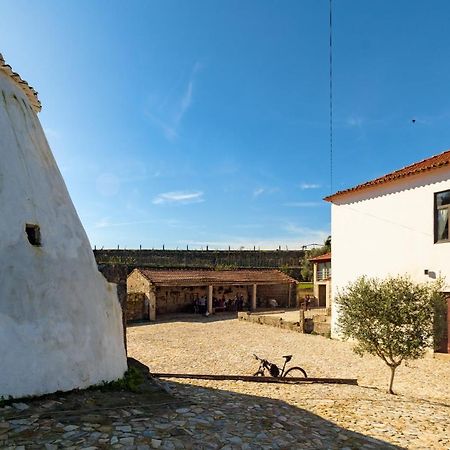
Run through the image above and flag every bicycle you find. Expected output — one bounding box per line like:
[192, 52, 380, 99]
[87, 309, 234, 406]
[253, 354, 307, 378]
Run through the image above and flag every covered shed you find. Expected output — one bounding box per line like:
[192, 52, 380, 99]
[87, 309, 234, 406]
[127, 268, 297, 321]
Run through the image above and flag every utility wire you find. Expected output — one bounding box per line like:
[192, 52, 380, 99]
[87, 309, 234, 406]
[329, 0, 333, 194]
[329, 0, 333, 193]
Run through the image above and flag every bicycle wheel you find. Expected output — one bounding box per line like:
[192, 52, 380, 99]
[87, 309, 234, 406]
[253, 370, 265, 377]
[283, 366, 307, 378]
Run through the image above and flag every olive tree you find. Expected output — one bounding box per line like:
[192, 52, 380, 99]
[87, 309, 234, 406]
[336, 275, 446, 394]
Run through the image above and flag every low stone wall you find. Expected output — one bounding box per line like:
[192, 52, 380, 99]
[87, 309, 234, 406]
[238, 310, 331, 337]
[238, 312, 305, 333]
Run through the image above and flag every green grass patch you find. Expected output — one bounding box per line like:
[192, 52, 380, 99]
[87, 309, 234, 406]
[91, 366, 145, 393]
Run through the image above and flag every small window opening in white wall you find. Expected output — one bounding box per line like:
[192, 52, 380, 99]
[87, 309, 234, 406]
[26, 224, 41, 246]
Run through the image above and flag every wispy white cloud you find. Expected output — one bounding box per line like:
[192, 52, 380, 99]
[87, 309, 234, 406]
[346, 116, 364, 127]
[146, 62, 202, 141]
[253, 188, 265, 197]
[152, 190, 204, 205]
[299, 182, 321, 190]
[253, 187, 280, 198]
[94, 218, 156, 229]
[283, 201, 323, 207]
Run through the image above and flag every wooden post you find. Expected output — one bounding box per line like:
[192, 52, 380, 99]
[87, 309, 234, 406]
[299, 309, 305, 333]
[208, 285, 213, 314]
[252, 284, 257, 311]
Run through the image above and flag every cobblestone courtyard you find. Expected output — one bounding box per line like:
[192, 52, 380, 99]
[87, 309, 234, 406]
[129, 315, 449, 449]
[2, 315, 449, 449]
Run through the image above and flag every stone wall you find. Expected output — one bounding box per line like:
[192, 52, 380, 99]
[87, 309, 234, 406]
[94, 249, 304, 279]
[257, 284, 293, 307]
[238, 310, 331, 337]
[127, 293, 149, 322]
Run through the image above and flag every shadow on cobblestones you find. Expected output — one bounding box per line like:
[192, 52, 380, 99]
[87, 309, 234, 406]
[0, 376, 406, 449]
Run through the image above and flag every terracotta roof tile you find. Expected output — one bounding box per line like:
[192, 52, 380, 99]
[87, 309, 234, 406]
[0, 54, 41, 112]
[324, 149, 450, 202]
[134, 268, 297, 285]
[309, 252, 331, 262]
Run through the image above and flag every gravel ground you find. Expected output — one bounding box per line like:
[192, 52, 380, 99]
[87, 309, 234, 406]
[127, 315, 450, 449]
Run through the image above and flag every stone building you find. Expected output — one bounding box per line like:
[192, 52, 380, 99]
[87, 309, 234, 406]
[127, 269, 297, 321]
[0, 54, 127, 398]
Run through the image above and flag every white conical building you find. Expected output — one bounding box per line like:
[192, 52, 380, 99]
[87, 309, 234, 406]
[0, 54, 127, 398]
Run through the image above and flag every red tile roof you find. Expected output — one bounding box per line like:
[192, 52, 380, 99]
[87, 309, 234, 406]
[0, 54, 41, 112]
[133, 268, 297, 285]
[309, 252, 331, 262]
[324, 149, 450, 202]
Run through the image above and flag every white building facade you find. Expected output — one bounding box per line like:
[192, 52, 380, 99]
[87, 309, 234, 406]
[310, 253, 332, 309]
[326, 150, 450, 352]
[0, 55, 127, 398]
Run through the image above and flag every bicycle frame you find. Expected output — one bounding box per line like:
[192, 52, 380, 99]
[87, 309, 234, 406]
[253, 354, 289, 377]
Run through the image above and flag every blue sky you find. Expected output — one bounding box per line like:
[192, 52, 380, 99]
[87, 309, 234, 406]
[2, 0, 450, 249]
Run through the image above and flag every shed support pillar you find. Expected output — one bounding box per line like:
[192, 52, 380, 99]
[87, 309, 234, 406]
[252, 284, 257, 311]
[149, 290, 156, 322]
[208, 285, 213, 314]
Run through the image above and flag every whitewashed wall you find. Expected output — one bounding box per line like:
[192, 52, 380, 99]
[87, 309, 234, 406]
[0, 70, 127, 398]
[331, 168, 450, 337]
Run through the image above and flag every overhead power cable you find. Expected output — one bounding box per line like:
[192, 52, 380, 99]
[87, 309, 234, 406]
[329, 0, 333, 194]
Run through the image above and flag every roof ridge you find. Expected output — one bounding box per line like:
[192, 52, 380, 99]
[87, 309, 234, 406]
[0, 53, 41, 113]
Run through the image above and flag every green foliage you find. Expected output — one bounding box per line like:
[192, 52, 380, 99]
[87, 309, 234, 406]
[336, 274, 447, 394]
[94, 367, 145, 393]
[300, 236, 331, 281]
[297, 282, 313, 291]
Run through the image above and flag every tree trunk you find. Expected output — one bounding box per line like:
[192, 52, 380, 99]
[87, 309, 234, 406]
[388, 365, 397, 394]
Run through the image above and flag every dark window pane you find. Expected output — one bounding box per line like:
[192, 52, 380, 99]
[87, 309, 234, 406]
[437, 209, 449, 241]
[436, 190, 450, 207]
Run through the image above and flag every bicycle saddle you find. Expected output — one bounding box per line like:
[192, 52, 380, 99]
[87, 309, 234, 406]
[282, 355, 292, 362]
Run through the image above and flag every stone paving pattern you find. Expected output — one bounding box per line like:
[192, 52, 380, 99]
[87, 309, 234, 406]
[2, 315, 449, 449]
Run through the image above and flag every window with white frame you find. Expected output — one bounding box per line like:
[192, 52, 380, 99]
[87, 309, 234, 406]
[435, 190, 450, 243]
